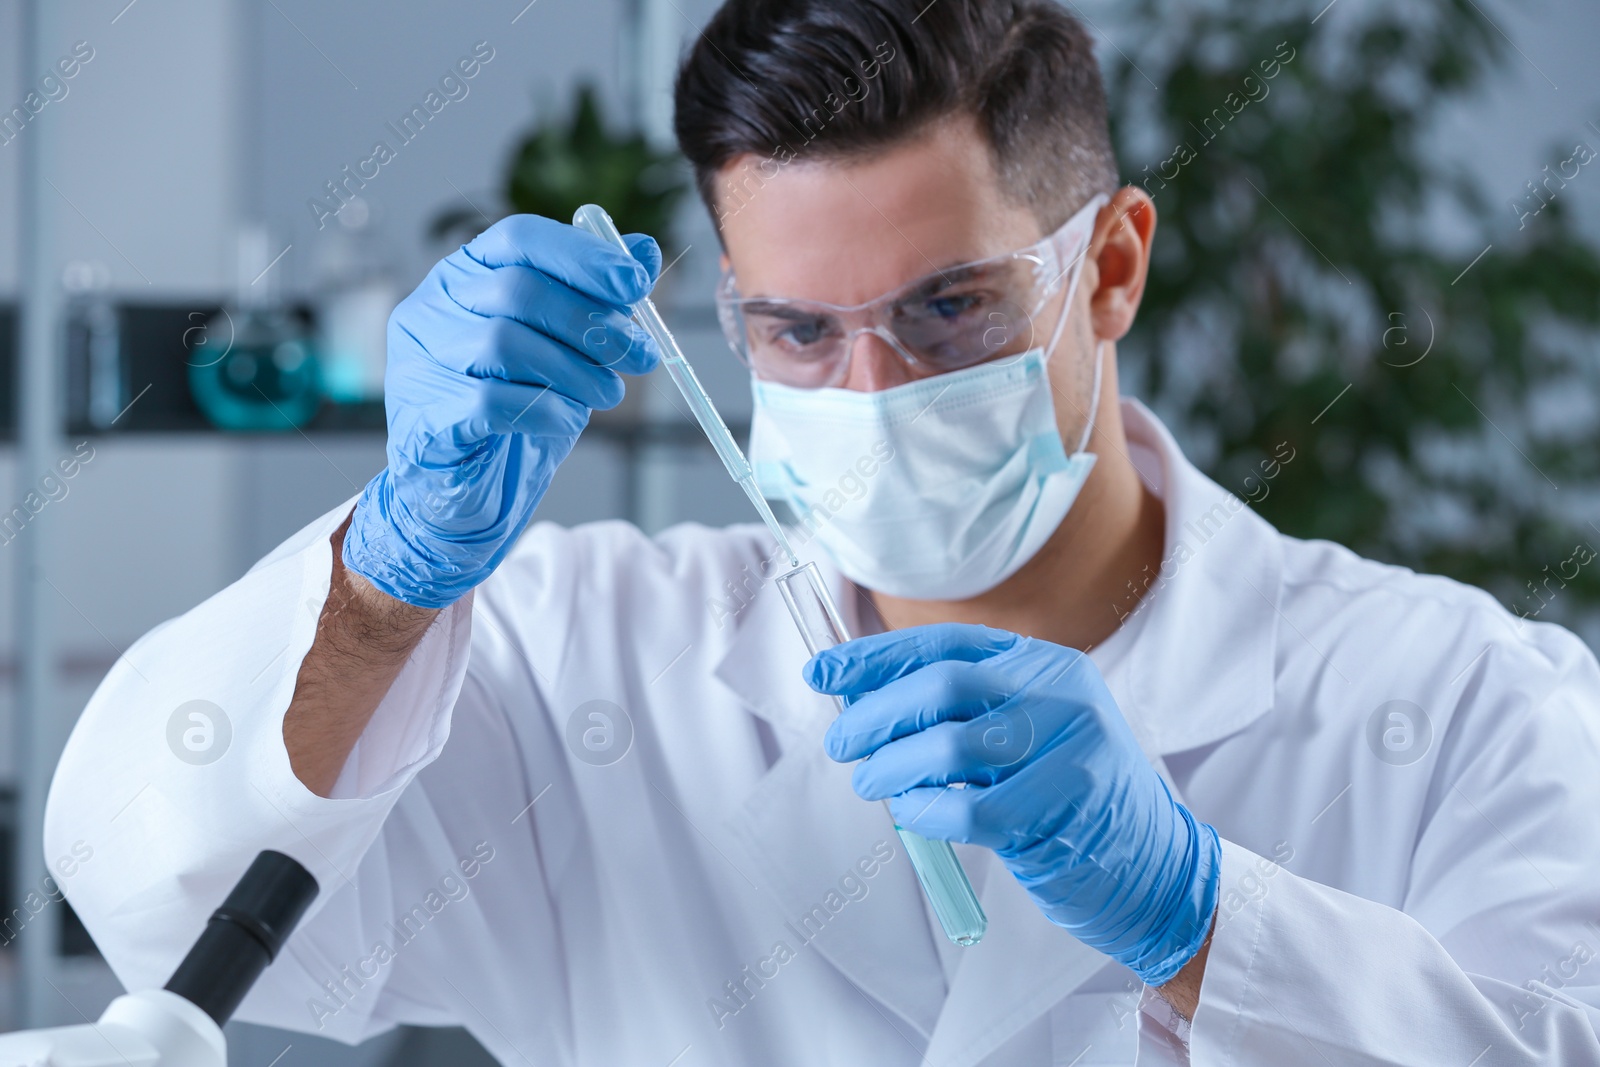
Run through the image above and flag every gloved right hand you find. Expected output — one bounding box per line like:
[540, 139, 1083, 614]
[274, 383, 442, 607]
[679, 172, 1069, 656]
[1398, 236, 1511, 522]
[809, 623, 1220, 987]
[342, 214, 661, 608]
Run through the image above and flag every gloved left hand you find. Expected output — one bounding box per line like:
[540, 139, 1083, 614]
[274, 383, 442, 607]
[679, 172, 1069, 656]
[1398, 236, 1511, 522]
[342, 215, 661, 609]
[806, 622, 1220, 987]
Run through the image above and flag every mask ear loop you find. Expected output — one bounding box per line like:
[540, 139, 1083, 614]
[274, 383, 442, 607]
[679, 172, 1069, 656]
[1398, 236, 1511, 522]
[1040, 219, 1105, 458]
[1073, 340, 1106, 456]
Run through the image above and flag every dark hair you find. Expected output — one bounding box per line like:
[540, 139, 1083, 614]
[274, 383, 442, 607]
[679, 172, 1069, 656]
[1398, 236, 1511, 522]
[673, 0, 1119, 238]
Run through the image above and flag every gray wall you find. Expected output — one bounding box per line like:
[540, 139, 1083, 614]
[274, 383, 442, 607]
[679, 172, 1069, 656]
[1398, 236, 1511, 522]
[0, 0, 241, 294]
[247, 0, 631, 300]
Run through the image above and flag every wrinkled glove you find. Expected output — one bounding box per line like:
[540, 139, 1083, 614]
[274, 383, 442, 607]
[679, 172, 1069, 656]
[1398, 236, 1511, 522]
[807, 622, 1219, 986]
[343, 215, 661, 608]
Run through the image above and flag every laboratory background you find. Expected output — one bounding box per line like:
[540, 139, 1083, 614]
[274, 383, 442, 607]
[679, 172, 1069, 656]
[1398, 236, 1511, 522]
[0, 0, 1597, 1063]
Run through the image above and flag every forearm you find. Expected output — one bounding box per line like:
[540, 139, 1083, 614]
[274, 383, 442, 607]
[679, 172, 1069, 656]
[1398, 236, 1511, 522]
[283, 511, 442, 796]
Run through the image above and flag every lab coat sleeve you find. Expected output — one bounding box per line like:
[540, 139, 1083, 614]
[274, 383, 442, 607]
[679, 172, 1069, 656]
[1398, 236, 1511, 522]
[1190, 638, 1600, 1066]
[42, 491, 477, 1037]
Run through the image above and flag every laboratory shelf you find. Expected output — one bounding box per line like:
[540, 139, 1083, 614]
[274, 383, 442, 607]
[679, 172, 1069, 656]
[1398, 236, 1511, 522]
[0, 301, 744, 443]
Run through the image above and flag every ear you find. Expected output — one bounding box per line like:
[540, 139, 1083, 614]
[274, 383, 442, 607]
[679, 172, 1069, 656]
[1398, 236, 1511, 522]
[1086, 186, 1157, 343]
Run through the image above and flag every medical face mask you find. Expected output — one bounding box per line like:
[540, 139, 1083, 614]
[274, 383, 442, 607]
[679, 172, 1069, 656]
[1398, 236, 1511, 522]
[748, 243, 1105, 601]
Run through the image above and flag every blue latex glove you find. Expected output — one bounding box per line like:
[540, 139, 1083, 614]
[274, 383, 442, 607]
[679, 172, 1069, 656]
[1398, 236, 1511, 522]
[807, 622, 1220, 986]
[343, 215, 661, 608]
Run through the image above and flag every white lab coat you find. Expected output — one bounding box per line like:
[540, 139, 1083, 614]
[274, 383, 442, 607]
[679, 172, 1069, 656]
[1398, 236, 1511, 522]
[44, 400, 1600, 1066]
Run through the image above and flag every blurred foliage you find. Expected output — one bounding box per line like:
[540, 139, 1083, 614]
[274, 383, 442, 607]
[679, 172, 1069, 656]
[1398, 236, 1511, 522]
[1105, 0, 1600, 633]
[431, 82, 688, 254]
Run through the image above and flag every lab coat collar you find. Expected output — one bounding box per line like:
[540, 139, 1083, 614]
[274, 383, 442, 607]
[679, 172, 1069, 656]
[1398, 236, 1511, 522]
[1110, 397, 1281, 756]
[710, 398, 1283, 1064]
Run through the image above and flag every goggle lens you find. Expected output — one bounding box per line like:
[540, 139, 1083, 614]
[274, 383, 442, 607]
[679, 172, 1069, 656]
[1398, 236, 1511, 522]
[725, 257, 1049, 388]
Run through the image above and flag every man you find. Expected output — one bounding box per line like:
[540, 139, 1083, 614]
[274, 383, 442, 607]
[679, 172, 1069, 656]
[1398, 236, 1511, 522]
[45, 1, 1600, 1064]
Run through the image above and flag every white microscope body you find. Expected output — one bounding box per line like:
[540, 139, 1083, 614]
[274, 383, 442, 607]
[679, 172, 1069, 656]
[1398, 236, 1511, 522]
[0, 989, 225, 1067]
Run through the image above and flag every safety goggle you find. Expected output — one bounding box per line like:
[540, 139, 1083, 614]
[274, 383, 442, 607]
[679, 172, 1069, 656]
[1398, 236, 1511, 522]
[715, 193, 1107, 389]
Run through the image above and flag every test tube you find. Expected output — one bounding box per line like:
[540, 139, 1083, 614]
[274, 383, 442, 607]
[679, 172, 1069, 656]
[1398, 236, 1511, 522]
[776, 562, 988, 947]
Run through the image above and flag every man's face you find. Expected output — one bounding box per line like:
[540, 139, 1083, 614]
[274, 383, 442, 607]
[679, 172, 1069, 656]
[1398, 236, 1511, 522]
[716, 113, 1107, 437]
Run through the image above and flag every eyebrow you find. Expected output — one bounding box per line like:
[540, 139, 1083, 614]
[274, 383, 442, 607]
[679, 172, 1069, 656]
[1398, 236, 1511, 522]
[739, 301, 835, 321]
[739, 260, 1005, 315]
[920, 262, 985, 286]
[897, 260, 1006, 300]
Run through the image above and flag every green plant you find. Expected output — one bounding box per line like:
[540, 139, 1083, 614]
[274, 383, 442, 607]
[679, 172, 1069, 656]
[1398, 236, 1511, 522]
[431, 82, 688, 254]
[1104, 0, 1600, 638]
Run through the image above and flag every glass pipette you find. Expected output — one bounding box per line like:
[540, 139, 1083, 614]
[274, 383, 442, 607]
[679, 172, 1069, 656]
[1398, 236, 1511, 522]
[776, 562, 988, 946]
[572, 203, 798, 567]
[573, 204, 985, 946]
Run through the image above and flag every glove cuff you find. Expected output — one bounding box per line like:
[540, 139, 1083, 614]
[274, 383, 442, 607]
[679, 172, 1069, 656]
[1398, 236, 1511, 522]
[1129, 811, 1221, 987]
[343, 471, 473, 610]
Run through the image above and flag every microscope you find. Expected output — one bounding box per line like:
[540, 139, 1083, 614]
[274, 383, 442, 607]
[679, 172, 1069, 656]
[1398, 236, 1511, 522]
[0, 851, 319, 1066]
